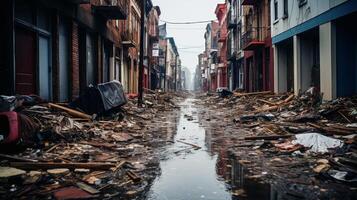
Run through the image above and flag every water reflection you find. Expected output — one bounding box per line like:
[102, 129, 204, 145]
[146, 99, 231, 200]
[146, 98, 278, 200]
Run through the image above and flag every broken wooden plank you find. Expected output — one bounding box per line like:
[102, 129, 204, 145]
[234, 91, 272, 97]
[177, 140, 201, 149]
[307, 123, 353, 135]
[76, 182, 100, 194]
[48, 103, 92, 120]
[10, 162, 116, 170]
[0, 154, 39, 163]
[126, 170, 141, 182]
[257, 99, 277, 106]
[110, 161, 127, 172]
[253, 105, 279, 114]
[244, 135, 293, 141]
[282, 94, 295, 104]
[79, 141, 117, 149]
[45, 144, 61, 154]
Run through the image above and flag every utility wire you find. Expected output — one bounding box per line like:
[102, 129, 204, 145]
[178, 46, 204, 49]
[160, 19, 215, 25]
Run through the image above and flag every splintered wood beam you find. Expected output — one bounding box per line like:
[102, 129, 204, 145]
[244, 135, 293, 140]
[48, 103, 92, 120]
[10, 162, 116, 170]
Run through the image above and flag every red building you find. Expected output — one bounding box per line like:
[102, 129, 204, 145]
[215, 3, 228, 89]
[241, 0, 274, 92]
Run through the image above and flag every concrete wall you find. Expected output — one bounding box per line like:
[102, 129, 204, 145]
[271, 0, 348, 37]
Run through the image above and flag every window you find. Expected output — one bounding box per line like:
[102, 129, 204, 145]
[274, 0, 278, 21]
[283, 0, 288, 19]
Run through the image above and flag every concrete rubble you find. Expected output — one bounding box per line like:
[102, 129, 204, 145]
[0, 91, 184, 200]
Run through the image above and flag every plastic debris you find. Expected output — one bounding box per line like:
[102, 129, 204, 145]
[292, 133, 344, 153]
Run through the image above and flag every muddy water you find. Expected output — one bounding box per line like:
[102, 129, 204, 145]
[146, 98, 232, 200]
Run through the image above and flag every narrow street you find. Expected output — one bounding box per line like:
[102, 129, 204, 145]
[147, 98, 231, 200]
[1, 0, 357, 199]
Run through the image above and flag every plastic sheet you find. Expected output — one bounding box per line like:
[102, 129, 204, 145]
[292, 133, 343, 153]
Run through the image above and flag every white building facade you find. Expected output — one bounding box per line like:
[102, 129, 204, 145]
[271, 0, 357, 100]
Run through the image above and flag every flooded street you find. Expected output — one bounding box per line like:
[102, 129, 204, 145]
[147, 98, 232, 200]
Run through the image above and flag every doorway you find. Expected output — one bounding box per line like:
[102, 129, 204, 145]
[15, 27, 36, 95]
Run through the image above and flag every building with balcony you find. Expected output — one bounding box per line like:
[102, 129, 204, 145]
[272, 0, 357, 100]
[216, 3, 228, 90]
[241, 0, 274, 92]
[203, 21, 219, 92]
[227, 0, 245, 91]
[118, 0, 153, 94]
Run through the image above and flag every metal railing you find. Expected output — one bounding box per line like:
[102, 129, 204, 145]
[241, 27, 268, 49]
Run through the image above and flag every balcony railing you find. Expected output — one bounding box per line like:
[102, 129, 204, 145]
[93, 0, 128, 20]
[241, 27, 268, 50]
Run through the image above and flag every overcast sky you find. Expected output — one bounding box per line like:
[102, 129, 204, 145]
[152, 0, 223, 75]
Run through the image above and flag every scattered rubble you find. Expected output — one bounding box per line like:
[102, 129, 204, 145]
[0, 86, 185, 199]
[195, 88, 357, 199]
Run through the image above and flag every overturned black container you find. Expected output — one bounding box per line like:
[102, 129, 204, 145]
[70, 81, 127, 116]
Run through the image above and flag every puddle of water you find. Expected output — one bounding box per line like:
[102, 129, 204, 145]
[147, 99, 231, 200]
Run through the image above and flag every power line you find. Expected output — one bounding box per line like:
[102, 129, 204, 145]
[160, 19, 215, 25]
[168, 28, 205, 30]
[178, 46, 204, 49]
[179, 50, 203, 54]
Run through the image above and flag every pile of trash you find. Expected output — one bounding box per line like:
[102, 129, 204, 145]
[195, 88, 357, 198]
[0, 81, 184, 199]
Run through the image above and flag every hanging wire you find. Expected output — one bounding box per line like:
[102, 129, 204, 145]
[160, 19, 215, 25]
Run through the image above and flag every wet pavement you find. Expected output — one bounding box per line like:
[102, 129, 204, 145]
[145, 95, 357, 200]
[147, 98, 232, 200]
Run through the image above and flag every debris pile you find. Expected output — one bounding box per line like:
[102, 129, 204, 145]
[196, 89, 357, 199]
[0, 85, 184, 199]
